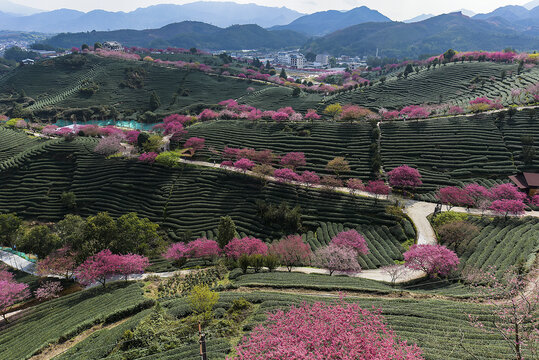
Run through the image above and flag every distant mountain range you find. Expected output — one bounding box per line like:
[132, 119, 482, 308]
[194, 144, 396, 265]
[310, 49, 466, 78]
[0, 2, 304, 32]
[45, 21, 308, 50]
[301, 12, 539, 58]
[404, 14, 435, 23]
[473, 5, 539, 34]
[0, 0, 41, 16]
[269, 6, 390, 36]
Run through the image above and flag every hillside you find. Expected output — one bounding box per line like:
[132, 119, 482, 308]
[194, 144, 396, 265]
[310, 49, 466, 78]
[0, 54, 277, 119]
[44, 21, 308, 50]
[269, 6, 391, 36]
[0, 2, 303, 32]
[301, 12, 539, 57]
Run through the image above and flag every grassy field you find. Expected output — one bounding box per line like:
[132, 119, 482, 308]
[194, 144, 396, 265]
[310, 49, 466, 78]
[0, 282, 152, 360]
[327, 61, 539, 110]
[186, 119, 376, 180]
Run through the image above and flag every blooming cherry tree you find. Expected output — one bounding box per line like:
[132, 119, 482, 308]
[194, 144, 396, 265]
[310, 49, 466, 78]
[0, 280, 30, 322]
[403, 244, 459, 277]
[270, 235, 312, 271]
[387, 165, 423, 192]
[35, 281, 63, 301]
[186, 238, 221, 260]
[300, 171, 320, 187]
[183, 137, 205, 155]
[330, 230, 369, 255]
[314, 244, 362, 275]
[489, 199, 526, 218]
[273, 168, 301, 182]
[224, 237, 268, 260]
[37, 246, 78, 279]
[234, 301, 423, 359]
[280, 152, 306, 170]
[233, 158, 255, 172]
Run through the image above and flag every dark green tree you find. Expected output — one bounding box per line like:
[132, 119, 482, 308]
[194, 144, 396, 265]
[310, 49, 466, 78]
[81, 44, 89, 51]
[443, 49, 456, 61]
[80, 212, 118, 258]
[94, 42, 102, 49]
[265, 60, 271, 69]
[55, 214, 85, 248]
[292, 87, 301, 97]
[305, 52, 316, 62]
[279, 68, 287, 79]
[61, 191, 77, 210]
[190, 47, 197, 54]
[403, 64, 414, 78]
[149, 91, 161, 111]
[217, 216, 237, 248]
[17, 226, 61, 258]
[113, 212, 163, 255]
[0, 213, 22, 246]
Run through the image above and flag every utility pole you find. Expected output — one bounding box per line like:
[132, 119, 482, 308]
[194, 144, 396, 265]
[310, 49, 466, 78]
[199, 322, 208, 360]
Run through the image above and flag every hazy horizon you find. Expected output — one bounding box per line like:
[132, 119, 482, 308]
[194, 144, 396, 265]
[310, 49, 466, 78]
[7, 0, 535, 21]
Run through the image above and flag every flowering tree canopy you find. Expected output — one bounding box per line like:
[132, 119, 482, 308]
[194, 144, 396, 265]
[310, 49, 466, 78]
[234, 301, 423, 359]
[387, 165, 423, 190]
[35, 281, 63, 301]
[330, 230, 369, 255]
[280, 152, 306, 170]
[314, 244, 362, 275]
[186, 238, 221, 259]
[163, 242, 190, 261]
[37, 246, 78, 279]
[183, 137, 205, 155]
[489, 199, 526, 218]
[403, 244, 459, 277]
[234, 158, 255, 172]
[0, 280, 30, 321]
[270, 235, 312, 271]
[437, 186, 473, 208]
[490, 183, 527, 201]
[224, 237, 268, 260]
[365, 180, 391, 197]
[273, 168, 301, 183]
[300, 171, 320, 186]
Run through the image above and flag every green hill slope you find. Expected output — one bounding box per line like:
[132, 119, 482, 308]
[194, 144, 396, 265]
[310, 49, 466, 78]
[0, 54, 275, 120]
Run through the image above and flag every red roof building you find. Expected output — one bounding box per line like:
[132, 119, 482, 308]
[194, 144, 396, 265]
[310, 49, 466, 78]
[509, 172, 539, 196]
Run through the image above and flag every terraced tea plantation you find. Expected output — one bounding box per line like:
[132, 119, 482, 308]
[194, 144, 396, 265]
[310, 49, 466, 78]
[237, 86, 323, 112]
[0, 54, 273, 116]
[0, 283, 152, 360]
[380, 115, 517, 198]
[187, 120, 375, 180]
[452, 217, 539, 278]
[0, 127, 45, 163]
[0, 134, 406, 246]
[327, 61, 539, 110]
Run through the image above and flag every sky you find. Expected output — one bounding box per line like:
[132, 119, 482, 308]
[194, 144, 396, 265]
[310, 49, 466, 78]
[11, 0, 533, 20]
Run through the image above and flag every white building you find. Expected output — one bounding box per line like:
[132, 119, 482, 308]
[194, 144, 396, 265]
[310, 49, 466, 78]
[290, 54, 306, 69]
[315, 54, 330, 66]
[103, 41, 123, 51]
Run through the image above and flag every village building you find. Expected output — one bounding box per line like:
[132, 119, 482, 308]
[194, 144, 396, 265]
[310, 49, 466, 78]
[509, 172, 539, 196]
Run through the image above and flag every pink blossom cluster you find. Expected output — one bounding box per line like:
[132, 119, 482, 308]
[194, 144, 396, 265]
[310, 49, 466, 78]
[0, 265, 30, 320]
[75, 250, 149, 286]
[163, 238, 221, 261]
[404, 244, 459, 277]
[224, 237, 268, 259]
[138, 152, 158, 164]
[233, 301, 423, 359]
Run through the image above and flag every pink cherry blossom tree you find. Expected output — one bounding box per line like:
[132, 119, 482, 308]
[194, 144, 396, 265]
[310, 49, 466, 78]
[489, 199, 526, 218]
[280, 152, 306, 170]
[304, 109, 321, 122]
[75, 249, 121, 287]
[234, 158, 255, 172]
[403, 244, 459, 278]
[314, 244, 362, 275]
[346, 178, 364, 195]
[299, 171, 320, 187]
[37, 246, 78, 279]
[183, 137, 205, 155]
[138, 152, 158, 164]
[273, 168, 301, 183]
[35, 281, 63, 301]
[234, 301, 423, 359]
[490, 183, 527, 201]
[387, 165, 423, 192]
[365, 180, 391, 202]
[463, 183, 491, 207]
[186, 238, 221, 260]
[437, 186, 473, 209]
[224, 237, 268, 260]
[270, 235, 312, 271]
[330, 230, 369, 255]
[116, 254, 150, 281]
[163, 242, 189, 262]
[0, 280, 30, 322]
[198, 109, 218, 121]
